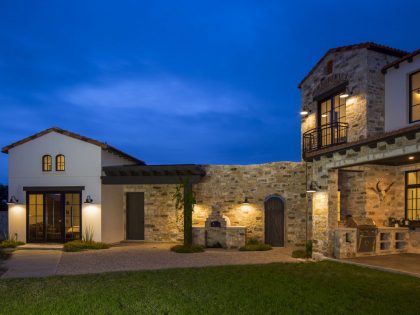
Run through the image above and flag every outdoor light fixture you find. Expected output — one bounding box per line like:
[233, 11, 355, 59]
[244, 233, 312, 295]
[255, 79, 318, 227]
[300, 110, 309, 116]
[321, 114, 328, 118]
[339, 88, 351, 99]
[409, 156, 415, 160]
[306, 181, 320, 193]
[416, 88, 420, 95]
[7, 195, 18, 204]
[84, 195, 93, 204]
[242, 197, 250, 205]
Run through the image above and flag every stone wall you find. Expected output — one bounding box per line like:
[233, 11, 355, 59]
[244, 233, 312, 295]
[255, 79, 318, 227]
[300, 49, 399, 145]
[194, 162, 308, 247]
[123, 162, 308, 247]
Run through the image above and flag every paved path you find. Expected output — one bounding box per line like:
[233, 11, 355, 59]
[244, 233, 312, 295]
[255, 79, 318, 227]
[1, 249, 62, 279]
[346, 253, 420, 276]
[1, 243, 298, 278]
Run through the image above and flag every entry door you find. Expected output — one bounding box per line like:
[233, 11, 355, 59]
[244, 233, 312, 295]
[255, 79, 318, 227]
[45, 193, 63, 242]
[126, 192, 144, 240]
[264, 196, 285, 247]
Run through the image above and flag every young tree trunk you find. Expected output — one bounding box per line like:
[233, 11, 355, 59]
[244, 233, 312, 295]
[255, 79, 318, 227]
[183, 182, 193, 246]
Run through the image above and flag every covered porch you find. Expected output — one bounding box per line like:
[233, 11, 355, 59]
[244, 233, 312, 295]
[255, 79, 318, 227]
[307, 124, 420, 257]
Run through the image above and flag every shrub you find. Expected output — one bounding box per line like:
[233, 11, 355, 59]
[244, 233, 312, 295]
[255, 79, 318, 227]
[291, 249, 307, 258]
[170, 244, 204, 253]
[0, 240, 25, 249]
[64, 240, 110, 252]
[292, 241, 313, 259]
[239, 238, 272, 251]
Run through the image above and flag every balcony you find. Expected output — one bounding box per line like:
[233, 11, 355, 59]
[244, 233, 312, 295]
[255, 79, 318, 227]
[303, 122, 349, 155]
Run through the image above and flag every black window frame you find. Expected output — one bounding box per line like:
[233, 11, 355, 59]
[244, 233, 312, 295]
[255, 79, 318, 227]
[42, 155, 52, 172]
[405, 170, 420, 222]
[56, 154, 65, 171]
[409, 70, 420, 123]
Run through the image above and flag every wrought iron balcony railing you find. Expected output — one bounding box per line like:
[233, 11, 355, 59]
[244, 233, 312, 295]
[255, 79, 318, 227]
[303, 122, 349, 155]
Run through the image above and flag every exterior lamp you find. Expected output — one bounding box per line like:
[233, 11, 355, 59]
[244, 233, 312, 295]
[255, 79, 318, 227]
[339, 88, 351, 99]
[415, 88, 420, 95]
[7, 195, 19, 204]
[84, 195, 93, 204]
[300, 110, 309, 116]
[306, 181, 320, 193]
[242, 197, 250, 205]
[409, 156, 415, 160]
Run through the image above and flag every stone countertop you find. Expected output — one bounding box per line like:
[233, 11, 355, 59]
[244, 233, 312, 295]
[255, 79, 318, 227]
[377, 227, 409, 230]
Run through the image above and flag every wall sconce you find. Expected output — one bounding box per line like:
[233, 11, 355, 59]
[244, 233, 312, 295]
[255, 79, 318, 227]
[7, 195, 19, 204]
[300, 109, 311, 116]
[84, 195, 93, 204]
[415, 88, 420, 95]
[306, 181, 321, 193]
[242, 197, 250, 205]
[339, 87, 352, 99]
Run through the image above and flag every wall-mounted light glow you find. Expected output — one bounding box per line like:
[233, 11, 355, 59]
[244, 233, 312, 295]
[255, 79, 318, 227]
[415, 88, 420, 95]
[321, 114, 328, 118]
[7, 195, 19, 205]
[242, 197, 249, 205]
[300, 110, 309, 116]
[339, 93, 349, 99]
[409, 156, 415, 160]
[84, 195, 93, 204]
[306, 181, 320, 193]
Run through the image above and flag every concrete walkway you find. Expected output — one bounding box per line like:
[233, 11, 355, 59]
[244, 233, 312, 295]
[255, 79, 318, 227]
[1, 243, 299, 278]
[346, 253, 420, 277]
[1, 249, 62, 279]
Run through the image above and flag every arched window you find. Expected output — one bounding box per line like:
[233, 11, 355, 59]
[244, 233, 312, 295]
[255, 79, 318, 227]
[42, 155, 52, 172]
[56, 154, 65, 171]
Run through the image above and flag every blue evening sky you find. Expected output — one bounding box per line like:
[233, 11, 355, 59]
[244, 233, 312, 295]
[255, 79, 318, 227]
[0, 0, 419, 183]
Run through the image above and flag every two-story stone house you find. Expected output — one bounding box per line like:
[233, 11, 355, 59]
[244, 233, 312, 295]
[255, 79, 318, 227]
[300, 43, 420, 257]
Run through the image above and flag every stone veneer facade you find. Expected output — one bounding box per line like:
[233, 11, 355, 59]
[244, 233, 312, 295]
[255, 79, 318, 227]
[300, 49, 399, 143]
[123, 162, 308, 247]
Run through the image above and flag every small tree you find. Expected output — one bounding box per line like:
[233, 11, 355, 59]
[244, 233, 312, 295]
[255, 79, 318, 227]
[172, 178, 196, 246]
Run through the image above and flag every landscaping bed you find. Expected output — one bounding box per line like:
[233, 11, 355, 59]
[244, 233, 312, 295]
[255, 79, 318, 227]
[0, 261, 419, 314]
[63, 240, 110, 252]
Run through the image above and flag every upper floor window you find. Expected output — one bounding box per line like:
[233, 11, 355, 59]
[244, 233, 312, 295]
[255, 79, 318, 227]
[42, 155, 52, 172]
[410, 71, 420, 123]
[56, 154, 65, 171]
[406, 170, 420, 221]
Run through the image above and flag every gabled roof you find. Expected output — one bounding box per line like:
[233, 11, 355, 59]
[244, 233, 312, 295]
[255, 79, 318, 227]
[298, 42, 408, 88]
[382, 48, 420, 73]
[1, 127, 145, 165]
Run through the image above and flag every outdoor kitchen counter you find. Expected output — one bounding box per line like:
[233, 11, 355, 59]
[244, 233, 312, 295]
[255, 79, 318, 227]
[334, 227, 410, 258]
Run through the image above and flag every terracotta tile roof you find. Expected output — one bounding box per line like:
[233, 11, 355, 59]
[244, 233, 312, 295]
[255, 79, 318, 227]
[304, 123, 420, 161]
[382, 48, 420, 73]
[1, 127, 145, 165]
[298, 42, 408, 88]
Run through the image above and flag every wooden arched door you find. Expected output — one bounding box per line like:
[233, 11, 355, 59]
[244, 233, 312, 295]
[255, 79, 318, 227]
[264, 196, 285, 247]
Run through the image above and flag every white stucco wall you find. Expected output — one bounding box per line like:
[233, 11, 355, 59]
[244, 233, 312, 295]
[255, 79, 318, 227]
[385, 55, 420, 132]
[101, 150, 137, 167]
[7, 132, 103, 242]
[101, 185, 124, 243]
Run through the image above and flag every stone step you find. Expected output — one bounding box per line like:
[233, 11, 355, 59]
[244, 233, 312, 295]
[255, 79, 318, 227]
[17, 243, 63, 251]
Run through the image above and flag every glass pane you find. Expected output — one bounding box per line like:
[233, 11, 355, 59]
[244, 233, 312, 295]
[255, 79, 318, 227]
[408, 172, 417, 185]
[412, 91, 420, 105]
[411, 103, 420, 122]
[412, 72, 420, 90]
[36, 194, 43, 204]
[65, 193, 81, 241]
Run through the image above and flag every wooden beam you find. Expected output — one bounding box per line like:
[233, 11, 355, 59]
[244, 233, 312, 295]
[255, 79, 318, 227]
[101, 175, 203, 185]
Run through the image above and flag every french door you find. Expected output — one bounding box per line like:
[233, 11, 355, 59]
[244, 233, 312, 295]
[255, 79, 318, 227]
[318, 93, 347, 147]
[27, 192, 81, 242]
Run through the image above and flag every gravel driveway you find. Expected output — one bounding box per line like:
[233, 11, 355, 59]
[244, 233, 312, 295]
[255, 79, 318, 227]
[56, 243, 298, 276]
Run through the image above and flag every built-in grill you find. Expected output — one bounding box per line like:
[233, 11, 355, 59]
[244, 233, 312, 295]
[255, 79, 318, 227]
[346, 217, 377, 253]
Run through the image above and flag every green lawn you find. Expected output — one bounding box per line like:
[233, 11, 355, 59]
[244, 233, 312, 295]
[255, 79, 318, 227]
[0, 261, 419, 314]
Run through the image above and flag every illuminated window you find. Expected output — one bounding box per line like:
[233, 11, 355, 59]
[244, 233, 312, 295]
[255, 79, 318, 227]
[410, 71, 420, 123]
[406, 170, 420, 221]
[318, 92, 347, 147]
[42, 155, 52, 172]
[56, 154, 65, 171]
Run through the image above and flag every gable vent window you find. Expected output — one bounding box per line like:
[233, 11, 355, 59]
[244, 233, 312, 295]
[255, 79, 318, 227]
[325, 60, 333, 75]
[410, 71, 420, 123]
[56, 154, 65, 171]
[42, 155, 52, 172]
